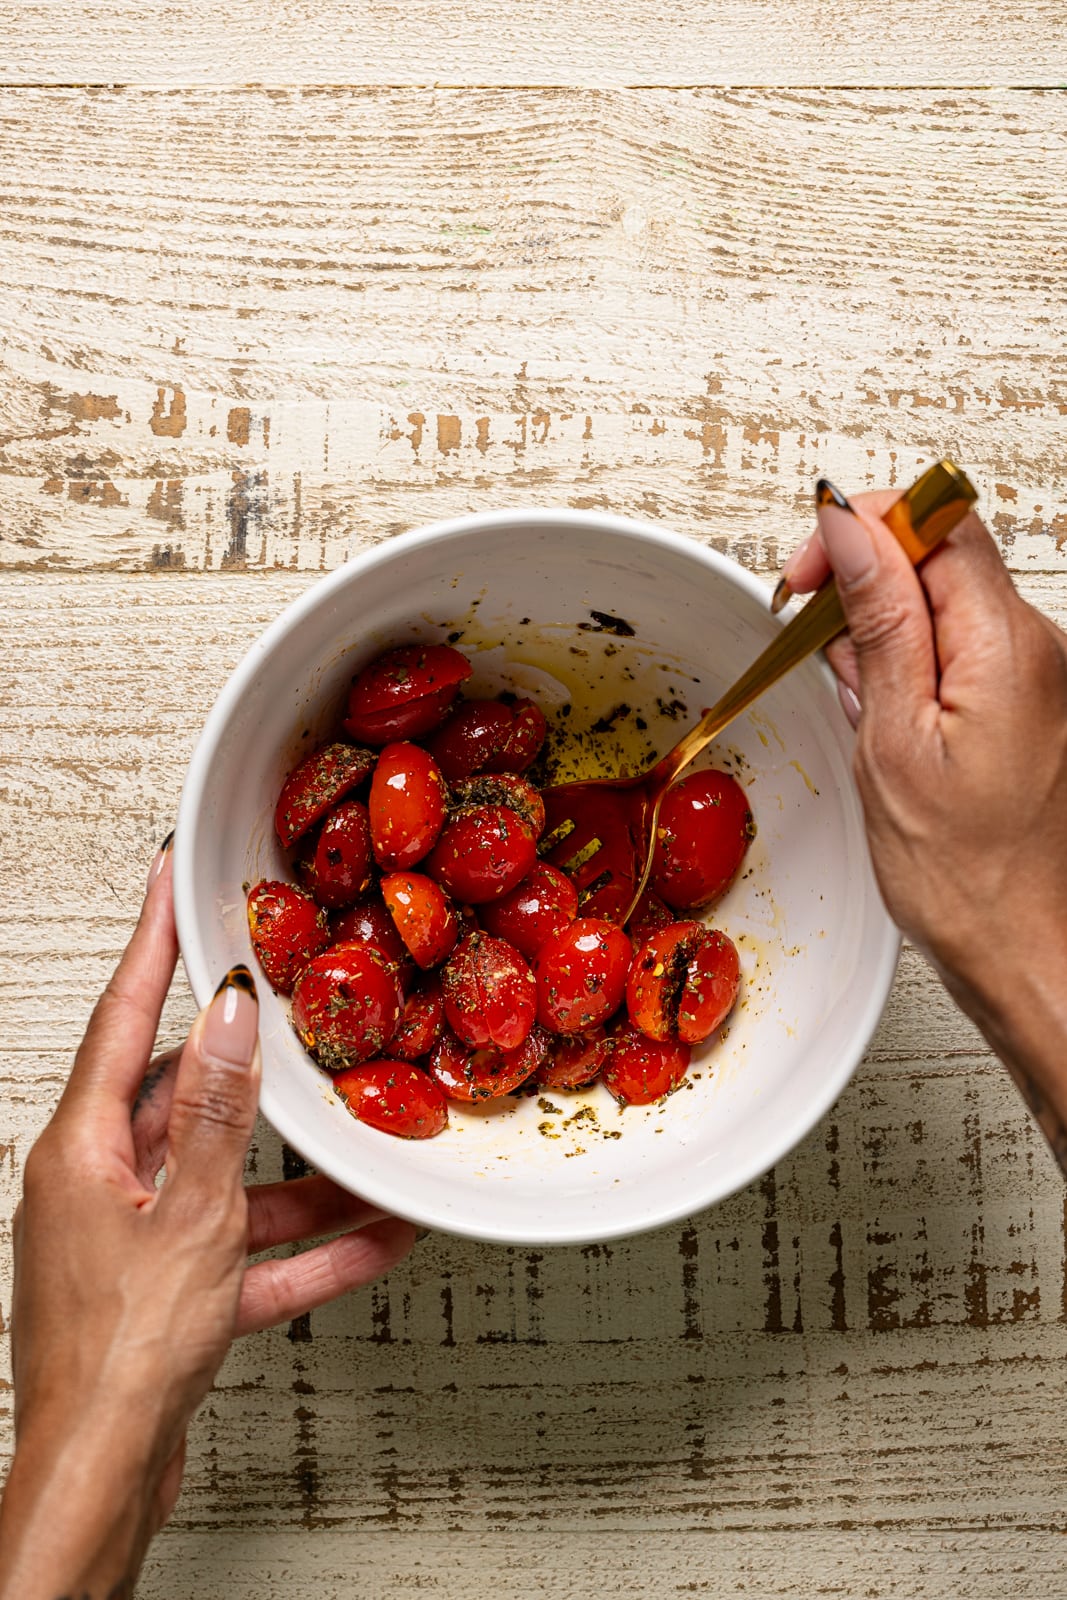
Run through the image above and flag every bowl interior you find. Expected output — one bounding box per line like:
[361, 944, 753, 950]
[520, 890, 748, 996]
[175, 512, 897, 1245]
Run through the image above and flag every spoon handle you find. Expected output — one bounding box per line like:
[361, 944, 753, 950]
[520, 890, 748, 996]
[651, 458, 978, 787]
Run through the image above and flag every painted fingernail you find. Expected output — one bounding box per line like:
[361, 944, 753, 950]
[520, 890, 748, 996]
[838, 681, 862, 728]
[415, 1227, 432, 1242]
[815, 479, 875, 585]
[770, 576, 793, 615]
[147, 830, 175, 891]
[203, 966, 259, 1066]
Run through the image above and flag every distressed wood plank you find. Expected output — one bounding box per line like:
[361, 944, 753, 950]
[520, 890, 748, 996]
[3, 573, 1067, 1556]
[1, 89, 1065, 573]
[137, 1530, 1067, 1600]
[1, 1, 1063, 88]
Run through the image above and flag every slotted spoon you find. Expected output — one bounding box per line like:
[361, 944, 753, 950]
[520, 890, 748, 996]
[540, 458, 977, 924]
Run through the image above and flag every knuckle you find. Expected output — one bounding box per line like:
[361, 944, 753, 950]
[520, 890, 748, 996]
[846, 588, 924, 660]
[172, 1067, 253, 1137]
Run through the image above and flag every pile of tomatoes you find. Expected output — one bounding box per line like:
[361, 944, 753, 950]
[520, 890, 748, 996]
[246, 642, 754, 1141]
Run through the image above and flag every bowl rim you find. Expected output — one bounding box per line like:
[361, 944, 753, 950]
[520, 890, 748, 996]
[174, 506, 900, 1246]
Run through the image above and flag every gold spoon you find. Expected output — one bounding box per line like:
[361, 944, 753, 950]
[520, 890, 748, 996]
[541, 458, 978, 924]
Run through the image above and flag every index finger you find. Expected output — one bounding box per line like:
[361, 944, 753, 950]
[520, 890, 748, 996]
[61, 839, 179, 1116]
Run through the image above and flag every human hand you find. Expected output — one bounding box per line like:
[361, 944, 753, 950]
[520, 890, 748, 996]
[0, 842, 416, 1599]
[779, 487, 1067, 1166]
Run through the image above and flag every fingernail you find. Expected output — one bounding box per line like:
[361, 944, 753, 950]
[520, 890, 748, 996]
[770, 576, 793, 615]
[203, 966, 259, 1066]
[415, 1227, 432, 1242]
[838, 681, 862, 728]
[815, 479, 875, 585]
[147, 831, 175, 891]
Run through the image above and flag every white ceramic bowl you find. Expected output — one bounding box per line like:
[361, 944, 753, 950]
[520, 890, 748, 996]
[174, 510, 898, 1246]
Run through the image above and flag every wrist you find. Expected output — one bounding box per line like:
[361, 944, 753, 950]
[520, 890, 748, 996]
[0, 1401, 162, 1599]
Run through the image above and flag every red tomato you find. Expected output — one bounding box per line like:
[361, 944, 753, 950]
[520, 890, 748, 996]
[274, 742, 376, 849]
[292, 943, 403, 1071]
[535, 1026, 612, 1090]
[344, 644, 472, 745]
[602, 1025, 691, 1106]
[479, 860, 579, 959]
[329, 896, 412, 985]
[332, 1060, 448, 1139]
[626, 920, 741, 1044]
[532, 918, 632, 1035]
[369, 742, 449, 871]
[626, 886, 675, 948]
[247, 879, 329, 994]
[427, 696, 547, 780]
[651, 769, 755, 910]
[427, 1028, 542, 1102]
[441, 931, 536, 1051]
[382, 871, 459, 969]
[386, 975, 445, 1060]
[301, 798, 373, 909]
[450, 773, 545, 838]
[425, 804, 538, 903]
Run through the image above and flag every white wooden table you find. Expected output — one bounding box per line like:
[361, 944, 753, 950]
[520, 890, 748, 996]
[2, 9, 1066, 1595]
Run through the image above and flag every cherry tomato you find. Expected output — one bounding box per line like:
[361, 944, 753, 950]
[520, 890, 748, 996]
[369, 742, 449, 871]
[425, 805, 538, 903]
[427, 696, 547, 780]
[428, 1027, 542, 1103]
[449, 773, 545, 838]
[535, 1025, 612, 1090]
[479, 861, 579, 959]
[332, 1060, 448, 1139]
[532, 918, 632, 1035]
[301, 798, 373, 909]
[387, 974, 445, 1060]
[344, 644, 472, 745]
[651, 769, 755, 911]
[626, 921, 741, 1044]
[292, 943, 403, 1071]
[626, 886, 675, 948]
[275, 742, 376, 849]
[382, 871, 459, 968]
[329, 896, 412, 986]
[602, 1025, 691, 1106]
[247, 879, 329, 995]
[441, 931, 536, 1051]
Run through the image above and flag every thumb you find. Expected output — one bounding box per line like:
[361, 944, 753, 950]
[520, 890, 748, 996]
[817, 488, 939, 720]
[165, 966, 261, 1196]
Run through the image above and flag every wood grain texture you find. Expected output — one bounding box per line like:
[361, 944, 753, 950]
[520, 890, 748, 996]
[2, 52, 1066, 1600]
[1, 2, 1063, 88]
[2, 576, 1066, 1583]
[1, 89, 1065, 575]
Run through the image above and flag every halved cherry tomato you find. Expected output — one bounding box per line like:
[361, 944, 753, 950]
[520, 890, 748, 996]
[425, 804, 538, 903]
[479, 860, 578, 959]
[369, 742, 449, 871]
[626, 920, 741, 1044]
[386, 974, 445, 1060]
[532, 917, 632, 1034]
[427, 1027, 542, 1102]
[292, 943, 403, 1071]
[301, 798, 373, 909]
[427, 696, 547, 780]
[344, 644, 472, 745]
[247, 879, 329, 994]
[602, 1025, 691, 1106]
[441, 931, 536, 1051]
[274, 742, 376, 849]
[329, 896, 412, 986]
[382, 871, 459, 968]
[535, 1025, 612, 1090]
[651, 769, 755, 911]
[449, 773, 545, 837]
[332, 1061, 448, 1138]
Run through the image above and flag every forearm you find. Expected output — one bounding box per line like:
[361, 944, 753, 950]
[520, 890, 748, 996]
[943, 930, 1067, 1177]
[0, 1404, 163, 1600]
